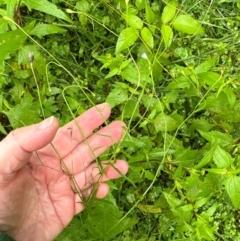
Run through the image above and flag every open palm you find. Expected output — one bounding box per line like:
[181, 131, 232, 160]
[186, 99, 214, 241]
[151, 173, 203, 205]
[0, 103, 128, 241]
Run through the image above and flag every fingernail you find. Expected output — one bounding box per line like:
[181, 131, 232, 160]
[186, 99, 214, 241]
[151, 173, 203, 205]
[38, 116, 54, 130]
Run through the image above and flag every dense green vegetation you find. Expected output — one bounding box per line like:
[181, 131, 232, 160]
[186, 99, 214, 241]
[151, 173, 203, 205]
[1, 0, 240, 240]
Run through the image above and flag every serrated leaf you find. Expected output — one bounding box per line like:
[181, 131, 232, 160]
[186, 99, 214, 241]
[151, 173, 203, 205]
[123, 14, 143, 29]
[213, 145, 233, 168]
[141, 27, 153, 48]
[115, 27, 138, 54]
[24, 0, 72, 23]
[161, 24, 173, 48]
[198, 130, 233, 146]
[194, 59, 216, 74]
[225, 176, 240, 208]
[161, 0, 177, 24]
[30, 23, 66, 37]
[172, 14, 204, 34]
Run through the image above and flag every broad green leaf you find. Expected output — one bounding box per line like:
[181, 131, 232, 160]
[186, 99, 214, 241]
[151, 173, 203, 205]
[75, 0, 90, 12]
[123, 98, 140, 118]
[166, 76, 191, 89]
[163, 192, 182, 208]
[194, 197, 210, 209]
[197, 222, 215, 240]
[154, 113, 179, 132]
[0, 18, 8, 33]
[30, 23, 66, 37]
[0, 21, 34, 62]
[144, 170, 155, 181]
[145, 3, 155, 24]
[115, 27, 138, 54]
[135, 0, 145, 10]
[223, 87, 236, 109]
[225, 176, 240, 208]
[195, 144, 216, 169]
[86, 194, 136, 240]
[161, 24, 173, 48]
[106, 85, 128, 108]
[121, 64, 144, 87]
[141, 27, 153, 48]
[172, 14, 204, 34]
[197, 72, 223, 87]
[161, 0, 177, 24]
[122, 14, 143, 29]
[190, 118, 215, 132]
[213, 145, 233, 168]
[198, 130, 233, 146]
[24, 0, 72, 23]
[194, 59, 216, 74]
[65, 96, 80, 110]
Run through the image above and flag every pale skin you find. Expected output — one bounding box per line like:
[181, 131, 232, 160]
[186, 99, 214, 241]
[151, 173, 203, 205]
[0, 103, 128, 241]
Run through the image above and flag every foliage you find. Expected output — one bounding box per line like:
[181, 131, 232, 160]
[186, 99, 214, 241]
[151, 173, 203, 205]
[1, 0, 240, 240]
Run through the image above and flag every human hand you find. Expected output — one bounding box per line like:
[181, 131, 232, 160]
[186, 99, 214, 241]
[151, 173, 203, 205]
[0, 103, 128, 241]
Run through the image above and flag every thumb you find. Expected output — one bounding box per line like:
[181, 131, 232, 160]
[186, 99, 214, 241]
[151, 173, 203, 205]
[0, 116, 59, 174]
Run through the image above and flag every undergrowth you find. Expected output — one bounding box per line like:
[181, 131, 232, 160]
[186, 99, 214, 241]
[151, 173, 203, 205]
[1, 0, 240, 240]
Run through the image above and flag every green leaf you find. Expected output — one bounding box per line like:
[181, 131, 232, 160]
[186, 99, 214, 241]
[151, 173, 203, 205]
[145, 3, 155, 24]
[135, 0, 145, 10]
[30, 23, 66, 37]
[154, 113, 179, 132]
[193, 59, 216, 74]
[141, 27, 153, 48]
[225, 176, 240, 208]
[0, 21, 34, 62]
[24, 0, 72, 23]
[161, 0, 177, 24]
[123, 98, 140, 118]
[121, 64, 144, 87]
[86, 194, 136, 240]
[197, 72, 223, 87]
[106, 84, 128, 108]
[223, 87, 236, 109]
[115, 27, 138, 54]
[161, 24, 173, 48]
[0, 122, 7, 135]
[0, 17, 8, 33]
[213, 145, 233, 168]
[195, 144, 216, 169]
[122, 14, 143, 29]
[105, 68, 119, 79]
[198, 130, 233, 147]
[172, 14, 204, 34]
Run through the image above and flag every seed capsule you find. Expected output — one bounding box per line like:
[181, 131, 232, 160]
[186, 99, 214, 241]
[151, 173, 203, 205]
[29, 53, 34, 63]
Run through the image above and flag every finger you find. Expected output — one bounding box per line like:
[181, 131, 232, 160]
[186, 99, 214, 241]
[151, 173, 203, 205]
[62, 121, 126, 174]
[74, 182, 110, 214]
[0, 116, 59, 175]
[46, 103, 111, 157]
[72, 160, 128, 190]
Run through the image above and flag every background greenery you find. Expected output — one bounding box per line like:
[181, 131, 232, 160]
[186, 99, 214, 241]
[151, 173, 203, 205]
[1, 0, 240, 240]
